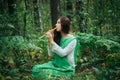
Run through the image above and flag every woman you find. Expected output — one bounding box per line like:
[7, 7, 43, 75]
[32, 16, 78, 80]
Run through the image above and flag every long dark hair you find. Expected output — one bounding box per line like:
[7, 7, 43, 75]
[54, 16, 70, 45]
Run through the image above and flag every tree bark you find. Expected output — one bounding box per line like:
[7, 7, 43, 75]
[23, 0, 27, 37]
[7, 0, 19, 35]
[33, 0, 42, 32]
[0, 0, 3, 13]
[66, 0, 72, 20]
[50, 0, 60, 28]
[7, 0, 15, 15]
[76, 0, 84, 32]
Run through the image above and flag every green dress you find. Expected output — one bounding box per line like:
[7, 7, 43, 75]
[32, 36, 78, 80]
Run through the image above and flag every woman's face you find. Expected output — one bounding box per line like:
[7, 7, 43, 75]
[55, 19, 61, 32]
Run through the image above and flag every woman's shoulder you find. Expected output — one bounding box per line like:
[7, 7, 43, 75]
[62, 35, 77, 43]
[62, 34, 77, 39]
[69, 34, 77, 39]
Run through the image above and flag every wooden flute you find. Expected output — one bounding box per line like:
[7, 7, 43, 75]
[39, 28, 56, 39]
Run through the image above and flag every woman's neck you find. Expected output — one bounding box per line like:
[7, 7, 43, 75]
[61, 32, 71, 38]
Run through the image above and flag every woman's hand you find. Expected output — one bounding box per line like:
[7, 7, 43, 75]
[45, 31, 54, 47]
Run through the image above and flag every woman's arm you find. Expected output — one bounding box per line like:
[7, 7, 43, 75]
[45, 31, 76, 57]
[50, 39, 77, 57]
[47, 46, 54, 56]
[45, 31, 54, 56]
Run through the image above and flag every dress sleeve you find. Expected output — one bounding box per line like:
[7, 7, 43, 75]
[47, 46, 54, 56]
[51, 39, 77, 57]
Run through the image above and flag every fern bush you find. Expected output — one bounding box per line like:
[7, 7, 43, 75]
[0, 36, 42, 79]
[76, 32, 120, 80]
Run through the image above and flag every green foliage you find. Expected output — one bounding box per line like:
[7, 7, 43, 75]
[0, 13, 16, 36]
[0, 36, 41, 79]
[71, 72, 96, 80]
[76, 32, 120, 80]
[0, 36, 41, 54]
[60, 0, 120, 42]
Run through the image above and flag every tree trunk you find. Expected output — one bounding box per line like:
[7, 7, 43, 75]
[41, 0, 47, 3]
[50, 0, 60, 28]
[23, 0, 27, 37]
[76, 0, 84, 32]
[66, 0, 72, 20]
[7, 0, 15, 15]
[0, 0, 3, 13]
[7, 0, 19, 35]
[33, 0, 42, 32]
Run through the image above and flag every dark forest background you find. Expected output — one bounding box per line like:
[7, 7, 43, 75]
[0, 0, 120, 80]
